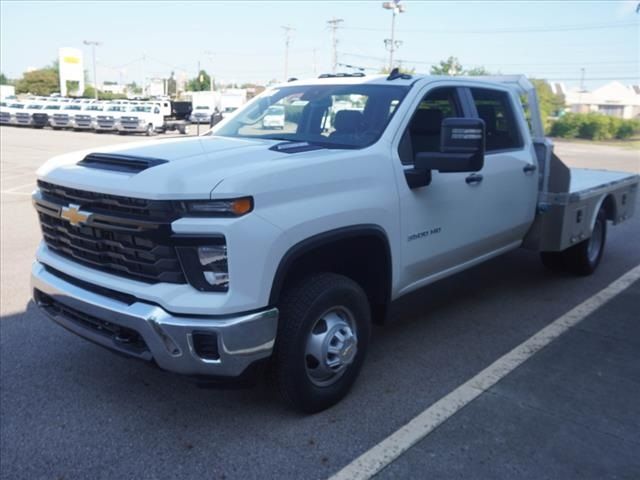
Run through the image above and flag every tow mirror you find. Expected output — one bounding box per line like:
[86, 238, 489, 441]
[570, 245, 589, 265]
[415, 118, 485, 173]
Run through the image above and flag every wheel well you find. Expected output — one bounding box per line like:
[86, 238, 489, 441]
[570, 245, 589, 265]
[270, 228, 392, 324]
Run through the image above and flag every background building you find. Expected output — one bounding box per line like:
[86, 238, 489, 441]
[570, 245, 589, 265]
[551, 81, 640, 119]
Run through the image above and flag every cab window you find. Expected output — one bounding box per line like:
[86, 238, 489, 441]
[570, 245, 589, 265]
[470, 88, 523, 152]
[398, 87, 462, 165]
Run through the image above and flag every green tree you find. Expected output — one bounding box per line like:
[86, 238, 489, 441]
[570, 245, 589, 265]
[66, 80, 80, 96]
[127, 81, 142, 95]
[0, 72, 9, 85]
[430, 57, 492, 76]
[465, 66, 491, 76]
[430, 56, 464, 75]
[187, 70, 212, 91]
[83, 85, 96, 98]
[15, 66, 59, 95]
[379, 66, 416, 75]
[530, 79, 565, 131]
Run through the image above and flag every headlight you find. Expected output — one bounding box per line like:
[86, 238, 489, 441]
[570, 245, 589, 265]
[177, 197, 253, 217]
[176, 238, 229, 292]
[197, 245, 229, 287]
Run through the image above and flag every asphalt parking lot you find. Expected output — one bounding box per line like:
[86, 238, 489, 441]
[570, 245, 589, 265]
[1, 125, 639, 479]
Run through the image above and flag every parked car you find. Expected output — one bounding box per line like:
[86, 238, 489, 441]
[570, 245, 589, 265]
[13, 103, 46, 126]
[50, 104, 83, 129]
[117, 104, 163, 135]
[95, 104, 129, 132]
[7, 102, 30, 126]
[0, 101, 11, 125]
[31, 73, 639, 413]
[189, 105, 213, 123]
[262, 104, 285, 129]
[72, 103, 104, 131]
[29, 104, 50, 128]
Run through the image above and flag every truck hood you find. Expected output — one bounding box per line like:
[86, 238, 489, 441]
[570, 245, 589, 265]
[37, 135, 315, 199]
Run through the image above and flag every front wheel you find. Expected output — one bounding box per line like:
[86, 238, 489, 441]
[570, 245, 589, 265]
[273, 273, 371, 413]
[146, 123, 155, 136]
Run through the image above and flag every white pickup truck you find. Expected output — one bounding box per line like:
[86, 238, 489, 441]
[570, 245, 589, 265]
[116, 104, 164, 135]
[31, 73, 638, 412]
[95, 104, 129, 132]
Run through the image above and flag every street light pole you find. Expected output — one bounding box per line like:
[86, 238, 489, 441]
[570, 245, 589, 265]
[83, 40, 101, 100]
[204, 50, 215, 92]
[382, 1, 405, 71]
[281, 26, 295, 81]
[327, 18, 344, 74]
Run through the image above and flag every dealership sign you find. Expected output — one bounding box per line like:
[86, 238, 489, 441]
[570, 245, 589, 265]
[58, 47, 85, 97]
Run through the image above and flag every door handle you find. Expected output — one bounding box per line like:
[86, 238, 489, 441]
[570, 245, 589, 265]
[523, 164, 537, 174]
[465, 173, 483, 185]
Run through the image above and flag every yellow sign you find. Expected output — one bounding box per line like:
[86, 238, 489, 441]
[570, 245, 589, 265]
[63, 56, 80, 64]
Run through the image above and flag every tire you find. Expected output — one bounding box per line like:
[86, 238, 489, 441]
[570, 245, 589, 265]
[273, 273, 371, 413]
[146, 123, 154, 136]
[540, 207, 607, 276]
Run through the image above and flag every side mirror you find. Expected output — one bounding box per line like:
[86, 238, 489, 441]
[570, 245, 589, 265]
[415, 118, 485, 173]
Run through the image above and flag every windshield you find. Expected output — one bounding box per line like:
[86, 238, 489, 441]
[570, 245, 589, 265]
[132, 106, 152, 112]
[9, 104, 25, 109]
[212, 83, 409, 149]
[28, 104, 43, 109]
[107, 106, 127, 112]
[85, 105, 102, 111]
[195, 106, 210, 110]
[45, 105, 61, 110]
[65, 105, 82, 110]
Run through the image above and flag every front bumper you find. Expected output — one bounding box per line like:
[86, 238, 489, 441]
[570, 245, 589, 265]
[31, 261, 278, 377]
[116, 123, 146, 133]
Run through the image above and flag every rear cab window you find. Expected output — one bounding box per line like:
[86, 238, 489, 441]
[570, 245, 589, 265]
[469, 88, 523, 152]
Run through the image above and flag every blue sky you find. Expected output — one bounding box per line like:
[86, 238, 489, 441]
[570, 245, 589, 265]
[1, 0, 638, 89]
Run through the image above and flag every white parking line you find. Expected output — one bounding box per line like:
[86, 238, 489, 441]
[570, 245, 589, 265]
[329, 264, 640, 480]
[1, 181, 35, 193]
[1, 172, 35, 181]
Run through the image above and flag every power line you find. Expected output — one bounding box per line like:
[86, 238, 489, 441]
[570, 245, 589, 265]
[339, 52, 640, 68]
[339, 21, 639, 34]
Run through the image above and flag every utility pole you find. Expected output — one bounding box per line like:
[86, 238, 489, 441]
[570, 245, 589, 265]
[327, 18, 343, 73]
[204, 50, 215, 92]
[83, 40, 101, 100]
[312, 48, 318, 76]
[382, 1, 405, 71]
[281, 25, 295, 81]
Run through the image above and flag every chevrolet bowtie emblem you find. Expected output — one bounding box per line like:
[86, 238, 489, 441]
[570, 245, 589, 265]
[60, 204, 91, 226]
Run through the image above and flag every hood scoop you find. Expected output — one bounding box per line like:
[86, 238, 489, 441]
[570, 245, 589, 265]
[77, 153, 168, 174]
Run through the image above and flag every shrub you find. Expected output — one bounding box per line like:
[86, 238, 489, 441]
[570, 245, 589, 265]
[577, 113, 613, 140]
[550, 112, 639, 140]
[615, 119, 640, 139]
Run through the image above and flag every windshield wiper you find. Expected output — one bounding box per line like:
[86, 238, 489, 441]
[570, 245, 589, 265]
[264, 137, 359, 150]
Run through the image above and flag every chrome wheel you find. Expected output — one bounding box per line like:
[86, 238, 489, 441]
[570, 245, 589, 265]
[305, 307, 358, 387]
[587, 216, 604, 264]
